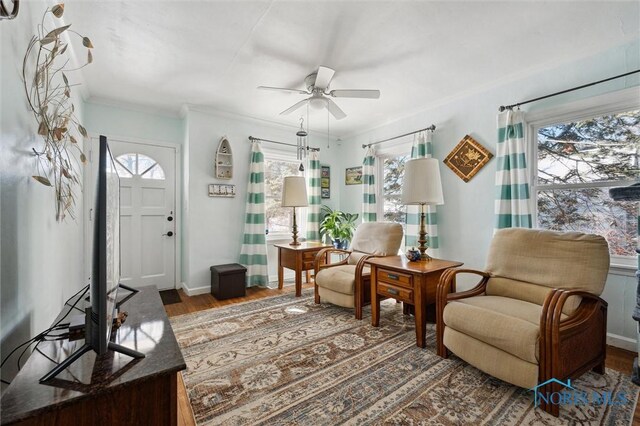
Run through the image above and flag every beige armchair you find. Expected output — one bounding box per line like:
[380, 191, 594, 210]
[436, 228, 610, 417]
[314, 222, 403, 319]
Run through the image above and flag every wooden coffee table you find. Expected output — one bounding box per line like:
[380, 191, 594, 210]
[367, 256, 463, 348]
[274, 242, 331, 297]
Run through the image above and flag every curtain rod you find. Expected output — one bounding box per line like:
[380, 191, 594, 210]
[362, 124, 436, 149]
[248, 136, 320, 152]
[498, 69, 640, 112]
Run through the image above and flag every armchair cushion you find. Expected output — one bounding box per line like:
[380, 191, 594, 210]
[486, 229, 609, 298]
[349, 222, 404, 256]
[315, 265, 370, 295]
[443, 295, 559, 364]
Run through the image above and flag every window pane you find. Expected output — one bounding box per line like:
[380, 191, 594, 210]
[537, 110, 640, 185]
[141, 164, 165, 180]
[383, 155, 409, 196]
[383, 194, 406, 224]
[137, 154, 156, 175]
[116, 153, 136, 177]
[265, 158, 301, 234]
[537, 187, 637, 256]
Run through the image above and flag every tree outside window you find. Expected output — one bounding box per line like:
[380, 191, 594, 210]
[265, 158, 301, 235]
[381, 154, 410, 234]
[536, 109, 639, 259]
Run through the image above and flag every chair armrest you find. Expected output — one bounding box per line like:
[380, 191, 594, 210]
[314, 248, 351, 274]
[539, 288, 608, 394]
[436, 268, 490, 357]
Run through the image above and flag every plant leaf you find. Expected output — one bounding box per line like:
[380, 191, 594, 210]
[62, 72, 68, 86]
[45, 24, 71, 39]
[70, 135, 77, 144]
[33, 176, 52, 186]
[80, 153, 87, 163]
[52, 4, 64, 18]
[54, 128, 62, 140]
[40, 37, 56, 45]
[78, 124, 87, 137]
[64, 89, 70, 98]
[87, 50, 93, 64]
[59, 44, 68, 55]
[82, 37, 94, 49]
[38, 121, 48, 135]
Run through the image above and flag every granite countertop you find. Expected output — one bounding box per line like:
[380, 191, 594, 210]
[0, 285, 186, 424]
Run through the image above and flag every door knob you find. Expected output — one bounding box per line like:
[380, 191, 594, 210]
[163, 231, 174, 237]
[167, 216, 173, 222]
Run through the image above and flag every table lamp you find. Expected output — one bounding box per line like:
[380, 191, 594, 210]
[282, 176, 308, 246]
[401, 158, 444, 260]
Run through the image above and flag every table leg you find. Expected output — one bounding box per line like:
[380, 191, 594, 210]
[414, 274, 426, 348]
[295, 266, 302, 297]
[371, 266, 380, 327]
[278, 250, 284, 290]
[305, 269, 311, 283]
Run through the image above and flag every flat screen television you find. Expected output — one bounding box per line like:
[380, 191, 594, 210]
[40, 135, 144, 383]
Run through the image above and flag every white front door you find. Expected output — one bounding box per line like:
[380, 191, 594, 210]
[109, 140, 177, 290]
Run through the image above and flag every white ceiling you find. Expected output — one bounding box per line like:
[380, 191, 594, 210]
[64, 1, 639, 136]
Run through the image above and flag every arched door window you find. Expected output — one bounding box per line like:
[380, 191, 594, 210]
[115, 153, 165, 180]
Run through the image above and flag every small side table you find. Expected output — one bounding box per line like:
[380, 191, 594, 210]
[274, 242, 331, 297]
[367, 256, 463, 348]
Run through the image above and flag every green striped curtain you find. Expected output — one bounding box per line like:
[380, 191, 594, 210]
[495, 110, 532, 230]
[362, 147, 377, 222]
[239, 142, 269, 286]
[405, 131, 439, 256]
[306, 151, 321, 241]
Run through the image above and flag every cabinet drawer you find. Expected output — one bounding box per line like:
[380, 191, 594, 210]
[378, 282, 413, 303]
[302, 251, 318, 261]
[377, 268, 412, 289]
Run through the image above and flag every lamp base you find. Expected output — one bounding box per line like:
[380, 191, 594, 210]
[417, 205, 432, 261]
[290, 206, 301, 246]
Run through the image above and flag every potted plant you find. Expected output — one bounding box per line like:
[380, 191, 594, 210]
[319, 205, 359, 249]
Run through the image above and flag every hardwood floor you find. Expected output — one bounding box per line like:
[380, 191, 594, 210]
[166, 285, 639, 426]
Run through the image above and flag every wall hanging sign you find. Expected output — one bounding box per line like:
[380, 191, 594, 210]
[321, 165, 330, 199]
[443, 135, 493, 183]
[345, 166, 363, 185]
[209, 184, 236, 197]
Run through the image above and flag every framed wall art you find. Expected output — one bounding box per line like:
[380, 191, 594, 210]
[443, 135, 494, 183]
[321, 165, 330, 198]
[345, 166, 363, 185]
[209, 183, 236, 197]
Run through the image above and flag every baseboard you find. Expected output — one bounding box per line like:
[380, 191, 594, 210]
[181, 282, 211, 297]
[607, 332, 638, 352]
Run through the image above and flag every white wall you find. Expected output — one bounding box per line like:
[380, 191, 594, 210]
[0, 2, 87, 389]
[84, 101, 185, 145]
[337, 39, 640, 349]
[182, 109, 341, 293]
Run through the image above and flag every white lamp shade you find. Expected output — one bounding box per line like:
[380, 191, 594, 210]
[282, 176, 309, 207]
[401, 158, 444, 205]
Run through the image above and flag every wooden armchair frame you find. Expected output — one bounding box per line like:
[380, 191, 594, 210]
[314, 248, 377, 320]
[435, 268, 608, 417]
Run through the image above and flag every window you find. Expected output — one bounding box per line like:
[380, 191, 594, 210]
[378, 153, 410, 237]
[264, 157, 302, 236]
[115, 153, 165, 180]
[533, 108, 639, 264]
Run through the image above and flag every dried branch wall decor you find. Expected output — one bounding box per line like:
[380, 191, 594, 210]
[0, 0, 19, 20]
[22, 3, 93, 220]
[443, 135, 494, 183]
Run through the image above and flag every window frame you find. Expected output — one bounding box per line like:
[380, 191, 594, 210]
[527, 87, 639, 269]
[263, 152, 307, 241]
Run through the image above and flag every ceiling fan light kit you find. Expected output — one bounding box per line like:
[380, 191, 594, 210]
[258, 65, 381, 120]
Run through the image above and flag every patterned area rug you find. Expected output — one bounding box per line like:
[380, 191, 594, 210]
[170, 290, 638, 425]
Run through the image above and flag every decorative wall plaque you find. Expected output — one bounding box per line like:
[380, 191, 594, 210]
[443, 135, 494, 182]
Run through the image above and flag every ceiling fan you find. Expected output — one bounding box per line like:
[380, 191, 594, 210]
[258, 66, 380, 120]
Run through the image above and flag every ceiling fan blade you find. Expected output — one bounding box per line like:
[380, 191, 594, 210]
[258, 86, 309, 95]
[314, 66, 335, 91]
[280, 98, 309, 116]
[326, 98, 347, 120]
[329, 89, 380, 99]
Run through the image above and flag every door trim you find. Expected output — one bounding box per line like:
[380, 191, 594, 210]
[84, 134, 182, 291]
